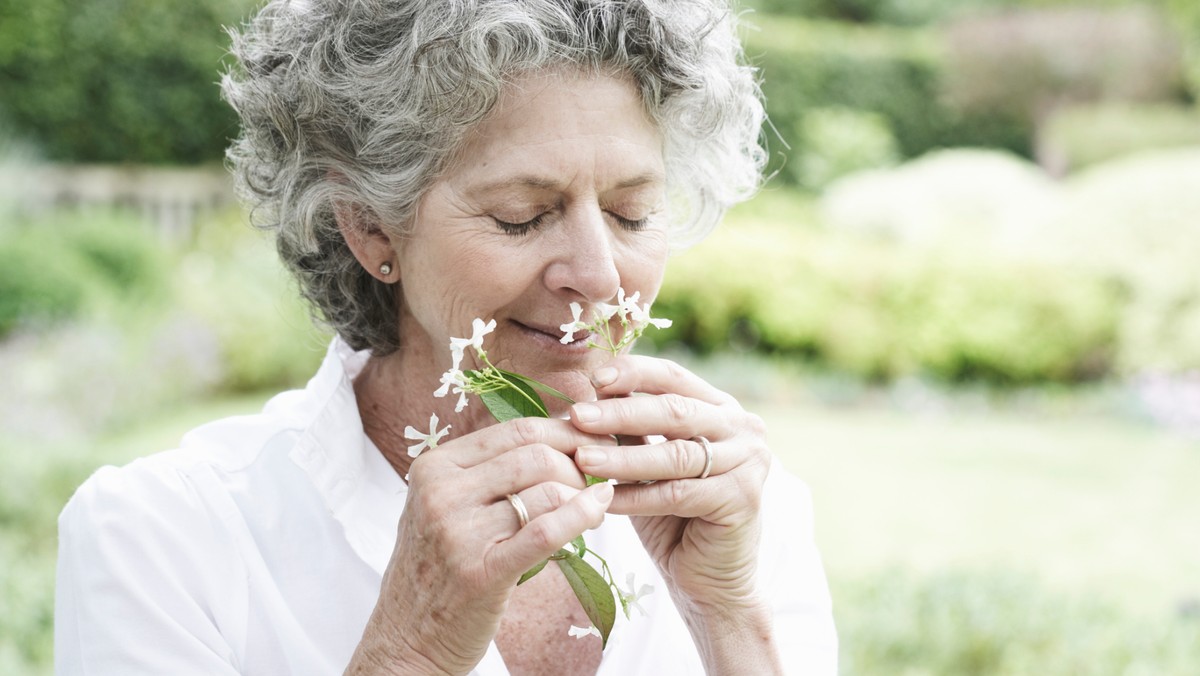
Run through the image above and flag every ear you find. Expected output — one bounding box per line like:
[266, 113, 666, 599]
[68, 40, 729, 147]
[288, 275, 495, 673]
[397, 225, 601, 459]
[335, 203, 398, 283]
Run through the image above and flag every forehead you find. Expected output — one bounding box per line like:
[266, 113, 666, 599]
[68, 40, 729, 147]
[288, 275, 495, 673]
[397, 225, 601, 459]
[447, 69, 666, 191]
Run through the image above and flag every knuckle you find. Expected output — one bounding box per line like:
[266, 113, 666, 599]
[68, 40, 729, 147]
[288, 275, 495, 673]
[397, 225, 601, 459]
[745, 412, 768, 437]
[525, 443, 558, 474]
[662, 394, 694, 425]
[508, 417, 543, 446]
[541, 482, 567, 510]
[667, 477, 688, 505]
[664, 359, 689, 382]
[667, 439, 693, 475]
[526, 520, 555, 551]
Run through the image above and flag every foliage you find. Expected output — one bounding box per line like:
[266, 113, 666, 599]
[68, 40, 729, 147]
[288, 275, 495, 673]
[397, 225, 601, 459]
[173, 214, 330, 393]
[0, 0, 250, 163]
[795, 107, 900, 189]
[1043, 149, 1200, 375]
[942, 5, 1187, 170]
[0, 207, 328, 443]
[1043, 103, 1200, 173]
[0, 211, 167, 337]
[651, 212, 1121, 385]
[817, 148, 1055, 249]
[835, 570, 1200, 675]
[743, 15, 1031, 188]
[812, 147, 1200, 376]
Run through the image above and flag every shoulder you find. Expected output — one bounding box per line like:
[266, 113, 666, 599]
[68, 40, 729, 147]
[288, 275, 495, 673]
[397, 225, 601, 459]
[58, 399, 311, 556]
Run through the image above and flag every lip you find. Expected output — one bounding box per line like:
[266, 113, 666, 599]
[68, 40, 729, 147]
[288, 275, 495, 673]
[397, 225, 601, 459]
[511, 319, 595, 353]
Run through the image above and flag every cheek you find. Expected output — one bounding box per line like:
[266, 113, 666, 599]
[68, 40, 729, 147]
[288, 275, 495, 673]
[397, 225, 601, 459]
[619, 236, 670, 301]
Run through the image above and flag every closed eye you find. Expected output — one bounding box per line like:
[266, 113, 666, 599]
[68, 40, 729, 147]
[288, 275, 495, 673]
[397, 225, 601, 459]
[608, 213, 648, 231]
[493, 213, 547, 236]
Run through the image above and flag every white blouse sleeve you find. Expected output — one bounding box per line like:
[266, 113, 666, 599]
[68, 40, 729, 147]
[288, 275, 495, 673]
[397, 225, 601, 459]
[55, 463, 243, 675]
[758, 458, 840, 674]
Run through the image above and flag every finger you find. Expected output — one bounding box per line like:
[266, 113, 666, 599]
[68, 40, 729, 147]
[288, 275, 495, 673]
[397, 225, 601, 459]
[575, 438, 721, 482]
[569, 392, 727, 440]
[469, 443, 587, 495]
[589, 355, 736, 406]
[607, 478, 735, 520]
[489, 482, 578, 533]
[449, 417, 616, 467]
[489, 482, 614, 578]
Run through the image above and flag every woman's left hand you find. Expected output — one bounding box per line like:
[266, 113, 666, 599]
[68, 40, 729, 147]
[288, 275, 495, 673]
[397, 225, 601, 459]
[567, 355, 773, 614]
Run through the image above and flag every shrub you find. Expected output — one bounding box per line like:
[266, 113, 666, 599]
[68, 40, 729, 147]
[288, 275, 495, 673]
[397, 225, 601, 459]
[816, 149, 1057, 249]
[743, 15, 1031, 188]
[796, 107, 900, 189]
[1045, 149, 1200, 374]
[0, 239, 91, 337]
[0, 0, 250, 163]
[653, 212, 1122, 384]
[942, 6, 1187, 171]
[1043, 103, 1200, 173]
[174, 211, 330, 393]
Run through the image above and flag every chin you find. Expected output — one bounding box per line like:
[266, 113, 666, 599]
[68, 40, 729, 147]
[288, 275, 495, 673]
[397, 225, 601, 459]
[537, 370, 597, 410]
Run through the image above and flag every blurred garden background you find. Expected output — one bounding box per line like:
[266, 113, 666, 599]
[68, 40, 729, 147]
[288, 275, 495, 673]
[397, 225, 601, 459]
[2, 0, 1199, 673]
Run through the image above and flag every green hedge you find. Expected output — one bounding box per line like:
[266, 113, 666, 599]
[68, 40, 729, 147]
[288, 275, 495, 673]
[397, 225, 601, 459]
[650, 215, 1121, 385]
[744, 15, 1031, 188]
[0, 213, 166, 336]
[0, 0, 250, 163]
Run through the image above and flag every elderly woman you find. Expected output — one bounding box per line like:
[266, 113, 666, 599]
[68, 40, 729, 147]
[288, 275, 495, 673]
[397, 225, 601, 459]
[55, 1, 836, 674]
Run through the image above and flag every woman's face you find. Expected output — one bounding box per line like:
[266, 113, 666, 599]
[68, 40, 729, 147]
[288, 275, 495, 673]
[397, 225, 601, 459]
[394, 70, 670, 402]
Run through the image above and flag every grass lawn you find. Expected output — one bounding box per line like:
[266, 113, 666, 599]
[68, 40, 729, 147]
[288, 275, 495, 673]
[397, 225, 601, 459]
[760, 401, 1200, 619]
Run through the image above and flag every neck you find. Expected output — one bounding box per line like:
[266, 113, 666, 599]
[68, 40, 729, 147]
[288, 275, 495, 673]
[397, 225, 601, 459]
[353, 341, 497, 479]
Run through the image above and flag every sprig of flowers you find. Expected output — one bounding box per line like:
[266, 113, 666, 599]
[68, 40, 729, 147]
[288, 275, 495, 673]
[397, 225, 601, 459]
[559, 288, 672, 355]
[418, 288, 669, 648]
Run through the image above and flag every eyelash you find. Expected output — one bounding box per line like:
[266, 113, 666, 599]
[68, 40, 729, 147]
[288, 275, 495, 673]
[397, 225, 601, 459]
[492, 212, 648, 236]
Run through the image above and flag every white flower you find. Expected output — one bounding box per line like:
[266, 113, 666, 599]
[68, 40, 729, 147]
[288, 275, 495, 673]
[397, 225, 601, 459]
[434, 368, 471, 412]
[619, 288, 672, 330]
[559, 302, 585, 343]
[595, 301, 621, 321]
[618, 572, 654, 617]
[404, 413, 451, 458]
[450, 318, 497, 358]
[568, 624, 601, 639]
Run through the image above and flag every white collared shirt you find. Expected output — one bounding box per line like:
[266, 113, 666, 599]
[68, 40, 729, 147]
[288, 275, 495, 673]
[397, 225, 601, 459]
[55, 339, 837, 675]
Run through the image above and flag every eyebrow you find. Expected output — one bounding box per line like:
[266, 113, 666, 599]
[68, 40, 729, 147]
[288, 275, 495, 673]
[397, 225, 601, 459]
[468, 172, 664, 196]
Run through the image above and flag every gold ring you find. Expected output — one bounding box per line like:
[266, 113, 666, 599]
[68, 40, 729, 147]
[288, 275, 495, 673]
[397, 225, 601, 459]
[506, 493, 530, 528]
[694, 436, 714, 479]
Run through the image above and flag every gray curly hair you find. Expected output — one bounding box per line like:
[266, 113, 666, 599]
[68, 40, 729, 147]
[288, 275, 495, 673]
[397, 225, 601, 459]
[222, 0, 765, 355]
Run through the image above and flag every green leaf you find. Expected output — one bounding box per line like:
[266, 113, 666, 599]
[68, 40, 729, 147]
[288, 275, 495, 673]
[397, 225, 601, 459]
[478, 373, 549, 422]
[568, 535, 586, 557]
[517, 558, 548, 586]
[497, 369, 576, 404]
[585, 474, 609, 487]
[555, 551, 617, 648]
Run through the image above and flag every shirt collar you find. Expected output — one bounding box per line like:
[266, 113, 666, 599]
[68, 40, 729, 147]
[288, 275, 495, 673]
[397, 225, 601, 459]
[286, 337, 406, 576]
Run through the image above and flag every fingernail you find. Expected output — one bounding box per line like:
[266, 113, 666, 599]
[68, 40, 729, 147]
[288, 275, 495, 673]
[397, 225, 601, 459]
[590, 367, 617, 387]
[577, 447, 607, 467]
[591, 481, 614, 502]
[572, 403, 600, 423]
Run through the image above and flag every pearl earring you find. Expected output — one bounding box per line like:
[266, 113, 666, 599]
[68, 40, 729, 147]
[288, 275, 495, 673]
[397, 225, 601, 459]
[379, 262, 392, 276]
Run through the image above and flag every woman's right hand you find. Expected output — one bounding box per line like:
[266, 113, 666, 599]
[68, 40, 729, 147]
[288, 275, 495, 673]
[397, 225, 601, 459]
[346, 417, 615, 676]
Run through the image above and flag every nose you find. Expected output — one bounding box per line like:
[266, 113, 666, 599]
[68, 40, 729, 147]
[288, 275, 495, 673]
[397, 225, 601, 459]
[543, 203, 621, 303]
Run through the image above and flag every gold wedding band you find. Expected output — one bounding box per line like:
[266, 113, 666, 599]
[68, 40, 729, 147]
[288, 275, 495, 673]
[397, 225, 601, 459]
[694, 435, 714, 480]
[506, 493, 530, 528]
